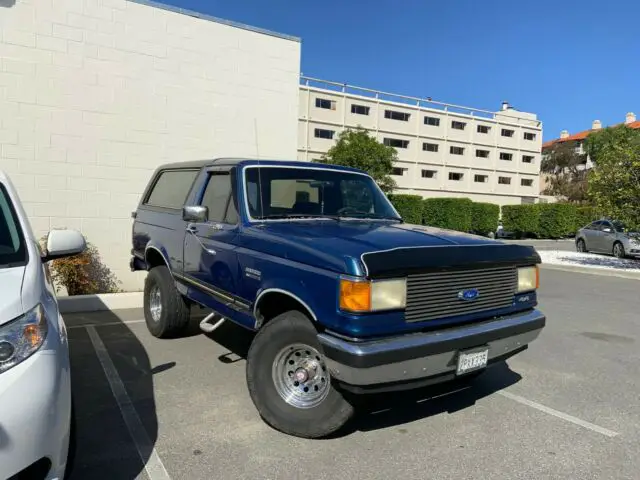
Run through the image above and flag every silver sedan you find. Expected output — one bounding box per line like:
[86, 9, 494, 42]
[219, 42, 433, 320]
[575, 219, 640, 259]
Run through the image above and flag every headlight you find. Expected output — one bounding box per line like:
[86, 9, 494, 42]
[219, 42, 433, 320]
[0, 304, 48, 374]
[339, 278, 406, 313]
[517, 266, 539, 293]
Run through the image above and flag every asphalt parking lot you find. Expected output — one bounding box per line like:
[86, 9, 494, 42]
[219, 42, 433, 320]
[65, 268, 639, 480]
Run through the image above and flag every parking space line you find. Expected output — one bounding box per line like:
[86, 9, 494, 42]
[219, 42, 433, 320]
[498, 390, 619, 438]
[86, 326, 172, 480]
[68, 319, 146, 329]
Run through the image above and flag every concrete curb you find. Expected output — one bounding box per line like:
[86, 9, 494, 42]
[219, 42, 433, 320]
[58, 292, 143, 313]
[540, 263, 640, 281]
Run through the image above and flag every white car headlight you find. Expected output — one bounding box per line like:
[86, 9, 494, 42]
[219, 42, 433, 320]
[371, 278, 407, 311]
[517, 266, 539, 293]
[0, 304, 48, 374]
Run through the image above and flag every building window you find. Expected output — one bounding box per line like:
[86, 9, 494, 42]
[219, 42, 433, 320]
[477, 125, 491, 134]
[498, 176, 512, 185]
[521, 179, 534, 187]
[501, 128, 515, 137]
[315, 98, 336, 110]
[499, 152, 513, 161]
[522, 155, 534, 163]
[449, 172, 464, 181]
[385, 110, 410, 121]
[351, 104, 370, 116]
[384, 138, 409, 149]
[424, 116, 440, 127]
[314, 128, 335, 139]
[474, 174, 488, 183]
[422, 169, 437, 178]
[524, 132, 536, 141]
[423, 142, 439, 152]
[450, 146, 465, 155]
[392, 167, 406, 176]
[451, 121, 466, 130]
[476, 149, 490, 158]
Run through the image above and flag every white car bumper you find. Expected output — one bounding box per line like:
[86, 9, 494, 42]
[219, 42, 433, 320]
[0, 347, 72, 480]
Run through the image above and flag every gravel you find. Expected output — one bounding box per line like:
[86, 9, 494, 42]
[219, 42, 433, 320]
[539, 250, 640, 271]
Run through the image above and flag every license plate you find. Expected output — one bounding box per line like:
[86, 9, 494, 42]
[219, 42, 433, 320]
[456, 348, 489, 375]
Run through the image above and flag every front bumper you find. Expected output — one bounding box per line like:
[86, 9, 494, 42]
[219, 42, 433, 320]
[0, 348, 72, 480]
[318, 309, 545, 391]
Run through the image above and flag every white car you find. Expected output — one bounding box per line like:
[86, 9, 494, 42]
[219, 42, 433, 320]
[0, 170, 85, 480]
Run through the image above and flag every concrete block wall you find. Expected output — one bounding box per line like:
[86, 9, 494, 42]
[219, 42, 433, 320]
[0, 0, 301, 291]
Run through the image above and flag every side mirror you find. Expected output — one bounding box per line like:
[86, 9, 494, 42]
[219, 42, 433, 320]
[183, 205, 208, 223]
[43, 229, 86, 263]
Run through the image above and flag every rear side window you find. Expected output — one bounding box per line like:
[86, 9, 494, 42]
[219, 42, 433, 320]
[200, 173, 238, 224]
[145, 169, 199, 209]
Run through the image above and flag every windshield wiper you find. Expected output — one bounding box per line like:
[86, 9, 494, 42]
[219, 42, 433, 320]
[257, 214, 341, 221]
[346, 213, 403, 222]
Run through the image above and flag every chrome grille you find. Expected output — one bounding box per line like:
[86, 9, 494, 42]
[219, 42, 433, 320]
[405, 266, 517, 323]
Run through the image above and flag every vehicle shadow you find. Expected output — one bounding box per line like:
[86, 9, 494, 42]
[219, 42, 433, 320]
[205, 321, 522, 437]
[65, 303, 167, 480]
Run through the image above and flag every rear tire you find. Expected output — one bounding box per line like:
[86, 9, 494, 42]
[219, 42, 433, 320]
[246, 310, 355, 438]
[613, 242, 626, 259]
[143, 265, 190, 338]
[576, 239, 588, 253]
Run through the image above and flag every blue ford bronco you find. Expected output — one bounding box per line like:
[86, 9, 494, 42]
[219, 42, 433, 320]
[130, 158, 545, 438]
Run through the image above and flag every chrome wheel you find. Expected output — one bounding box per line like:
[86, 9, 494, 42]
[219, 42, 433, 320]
[149, 285, 162, 322]
[272, 343, 330, 409]
[577, 239, 586, 252]
[613, 243, 624, 258]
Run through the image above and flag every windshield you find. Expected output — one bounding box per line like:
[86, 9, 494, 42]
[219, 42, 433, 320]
[612, 221, 626, 233]
[0, 183, 27, 268]
[244, 167, 401, 221]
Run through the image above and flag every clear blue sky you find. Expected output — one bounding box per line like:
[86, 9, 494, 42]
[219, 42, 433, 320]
[165, 0, 639, 142]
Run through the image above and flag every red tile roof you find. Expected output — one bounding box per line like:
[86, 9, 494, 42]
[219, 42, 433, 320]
[543, 121, 640, 149]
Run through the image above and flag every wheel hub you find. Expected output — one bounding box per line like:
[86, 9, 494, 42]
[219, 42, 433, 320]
[272, 344, 330, 409]
[149, 285, 162, 322]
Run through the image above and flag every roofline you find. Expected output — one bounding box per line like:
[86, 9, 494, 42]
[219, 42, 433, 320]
[542, 121, 640, 149]
[127, 0, 301, 43]
[152, 158, 367, 174]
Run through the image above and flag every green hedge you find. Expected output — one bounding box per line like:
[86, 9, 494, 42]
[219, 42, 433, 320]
[388, 194, 424, 224]
[574, 206, 601, 231]
[537, 204, 577, 239]
[470, 202, 500, 236]
[501, 204, 540, 238]
[423, 198, 473, 232]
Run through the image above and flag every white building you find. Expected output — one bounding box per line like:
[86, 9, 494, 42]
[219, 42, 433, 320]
[0, 0, 301, 291]
[298, 78, 543, 206]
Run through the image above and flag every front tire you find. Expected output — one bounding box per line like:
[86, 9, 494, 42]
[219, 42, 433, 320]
[143, 265, 190, 338]
[246, 310, 355, 438]
[613, 242, 626, 259]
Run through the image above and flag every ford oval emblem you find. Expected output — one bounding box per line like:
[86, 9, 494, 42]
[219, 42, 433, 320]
[458, 288, 480, 301]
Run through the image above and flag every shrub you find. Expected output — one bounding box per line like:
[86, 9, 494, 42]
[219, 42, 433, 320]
[537, 203, 576, 239]
[501, 204, 540, 238]
[470, 202, 500, 236]
[388, 194, 424, 224]
[423, 198, 473, 232]
[41, 234, 121, 296]
[574, 206, 602, 231]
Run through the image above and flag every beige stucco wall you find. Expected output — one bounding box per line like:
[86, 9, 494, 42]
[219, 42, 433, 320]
[0, 0, 300, 291]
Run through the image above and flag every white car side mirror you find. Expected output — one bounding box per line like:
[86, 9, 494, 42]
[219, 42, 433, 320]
[43, 229, 86, 263]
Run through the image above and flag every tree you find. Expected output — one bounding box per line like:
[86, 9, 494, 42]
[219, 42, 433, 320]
[540, 141, 589, 203]
[584, 125, 640, 228]
[316, 127, 397, 193]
